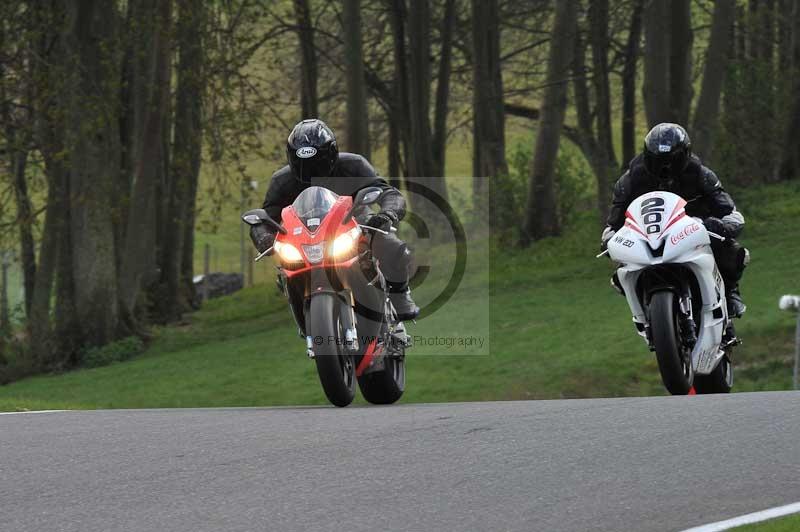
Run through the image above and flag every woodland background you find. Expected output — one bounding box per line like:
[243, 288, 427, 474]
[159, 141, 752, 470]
[1, 0, 799, 385]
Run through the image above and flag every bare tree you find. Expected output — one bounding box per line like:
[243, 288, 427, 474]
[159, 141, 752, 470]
[343, 0, 370, 157]
[691, 0, 736, 162]
[295, 0, 319, 119]
[471, 0, 508, 203]
[63, 0, 122, 346]
[642, 0, 671, 125]
[621, 0, 644, 166]
[572, 0, 618, 223]
[521, 0, 577, 245]
[669, 0, 693, 125]
[778, 0, 800, 179]
[119, 0, 172, 321]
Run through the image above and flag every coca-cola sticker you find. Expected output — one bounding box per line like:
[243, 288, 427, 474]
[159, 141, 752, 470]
[670, 223, 701, 245]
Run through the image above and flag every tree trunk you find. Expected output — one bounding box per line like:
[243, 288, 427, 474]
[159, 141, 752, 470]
[588, 0, 618, 222]
[54, 173, 80, 362]
[294, 0, 318, 120]
[406, 0, 433, 179]
[118, 0, 172, 320]
[779, 0, 793, 71]
[621, 0, 644, 167]
[161, 0, 204, 320]
[387, 0, 410, 182]
[777, 0, 800, 179]
[1, 34, 35, 317]
[669, 0, 694, 125]
[342, 0, 370, 157]
[520, 0, 577, 245]
[471, 0, 509, 211]
[643, 0, 671, 125]
[63, 0, 122, 346]
[9, 133, 35, 317]
[691, 0, 736, 162]
[432, 0, 456, 177]
[28, 164, 65, 364]
[387, 108, 401, 183]
[28, 0, 68, 363]
[405, 0, 448, 224]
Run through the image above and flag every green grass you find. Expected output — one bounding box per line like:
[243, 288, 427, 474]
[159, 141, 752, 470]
[731, 512, 800, 531]
[1, 181, 799, 411]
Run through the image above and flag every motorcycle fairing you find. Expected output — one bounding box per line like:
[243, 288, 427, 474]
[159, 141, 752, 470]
[609, 191, 729, 375]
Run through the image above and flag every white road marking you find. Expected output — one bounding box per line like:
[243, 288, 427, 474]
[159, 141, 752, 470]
[0, 410, 66, 416]
[682, 501, 800, 532]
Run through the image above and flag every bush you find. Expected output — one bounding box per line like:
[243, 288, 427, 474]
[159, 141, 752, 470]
[80, 336, 145, 368]
[508, 140, 594, 229]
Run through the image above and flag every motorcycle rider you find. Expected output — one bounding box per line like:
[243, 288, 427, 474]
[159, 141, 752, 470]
[249, 118, 420, 321]
[601, 123, 748, 325]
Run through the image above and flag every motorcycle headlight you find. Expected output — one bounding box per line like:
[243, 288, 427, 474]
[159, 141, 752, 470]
[330, 227, 361, 259]
[274, 241, 304, 263]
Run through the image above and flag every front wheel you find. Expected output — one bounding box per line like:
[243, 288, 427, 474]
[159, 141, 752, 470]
[649, 290, 694, 395]
[307, 294, 355, 407]
[694, 355, 733, 394]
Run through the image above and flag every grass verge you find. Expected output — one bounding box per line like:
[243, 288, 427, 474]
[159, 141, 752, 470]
[0, 182, 798, 410]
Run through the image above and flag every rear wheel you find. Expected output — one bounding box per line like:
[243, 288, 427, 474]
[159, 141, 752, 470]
[650, 290, 694, 395]
[307, 294, 355, 407]
[694, 354, 733, 394]
[357, 343, 405, 405]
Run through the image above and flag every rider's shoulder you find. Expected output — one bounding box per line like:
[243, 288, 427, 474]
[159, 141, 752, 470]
[694, 158, 723, 189]
[270, 164, 293, 182]
[337, 152, 377, 177]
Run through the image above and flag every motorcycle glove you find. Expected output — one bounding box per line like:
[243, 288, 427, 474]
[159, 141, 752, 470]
[703, 217, 726, 237]
[365, 210, 398, 232]
[600, 227, 616, 252]
[250, 224, 275, 253]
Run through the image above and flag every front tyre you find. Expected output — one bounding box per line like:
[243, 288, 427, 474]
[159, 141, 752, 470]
[694, 355, 733, 394]
[650, 290, 694, 395]
[307, 294, 355, 407]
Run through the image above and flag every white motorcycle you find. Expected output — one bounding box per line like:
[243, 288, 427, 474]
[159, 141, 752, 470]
[601, 191, 735, 395]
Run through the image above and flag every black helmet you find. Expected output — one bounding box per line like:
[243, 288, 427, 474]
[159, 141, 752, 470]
[287, 119, 339, 183]
[643, 123, 691, 181]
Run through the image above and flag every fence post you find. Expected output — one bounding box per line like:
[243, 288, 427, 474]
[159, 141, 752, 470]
[795, 314, 800, 391]
[0, 254, 9, 333]
[779, 295, 800, 390]
[203, 243, 210, 302]
[248, 248, 254, 287]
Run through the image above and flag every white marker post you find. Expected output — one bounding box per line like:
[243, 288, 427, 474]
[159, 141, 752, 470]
[779, 295, 800, 390]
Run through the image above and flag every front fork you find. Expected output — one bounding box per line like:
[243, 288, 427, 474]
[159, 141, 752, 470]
[677, 285, 698, 348]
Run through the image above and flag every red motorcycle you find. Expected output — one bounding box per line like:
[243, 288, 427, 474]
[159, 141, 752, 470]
[242, 186, 409, 407]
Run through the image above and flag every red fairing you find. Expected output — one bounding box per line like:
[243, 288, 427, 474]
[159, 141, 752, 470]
[276, 195, 361, 277]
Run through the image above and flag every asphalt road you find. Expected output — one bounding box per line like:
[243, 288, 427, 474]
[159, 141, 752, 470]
[2, 392, 799, 532]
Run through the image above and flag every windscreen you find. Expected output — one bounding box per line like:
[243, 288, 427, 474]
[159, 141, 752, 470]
[291, 186, 339, 230]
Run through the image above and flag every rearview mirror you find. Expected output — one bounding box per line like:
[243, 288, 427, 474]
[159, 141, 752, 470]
[344, 187, 383, 223]
[241, 209, 287, 234]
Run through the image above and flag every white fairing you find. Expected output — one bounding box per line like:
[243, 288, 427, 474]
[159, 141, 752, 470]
[608, 191, 728, 375]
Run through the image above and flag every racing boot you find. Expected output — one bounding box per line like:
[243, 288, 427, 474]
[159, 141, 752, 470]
[388, 282, 420, 322]
[727, 284, 746, 319]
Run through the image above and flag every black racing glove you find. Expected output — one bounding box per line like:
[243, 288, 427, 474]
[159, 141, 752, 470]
[703, 217, 726, 237]
[249, 224, 275, 253]
[600, 227, 616, 252]
[365, 210, 398, 232]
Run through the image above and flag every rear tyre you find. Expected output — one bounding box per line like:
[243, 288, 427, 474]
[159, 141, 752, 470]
[357, 345, 405, 405]
[694, 355, 733, 394]
[650, 290, 694, 395]
[307, 294, 355, 407]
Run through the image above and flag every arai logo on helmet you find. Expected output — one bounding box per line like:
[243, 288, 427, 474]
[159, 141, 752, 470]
[296, 146, 317, 159]
[658, 144, 672, 153]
